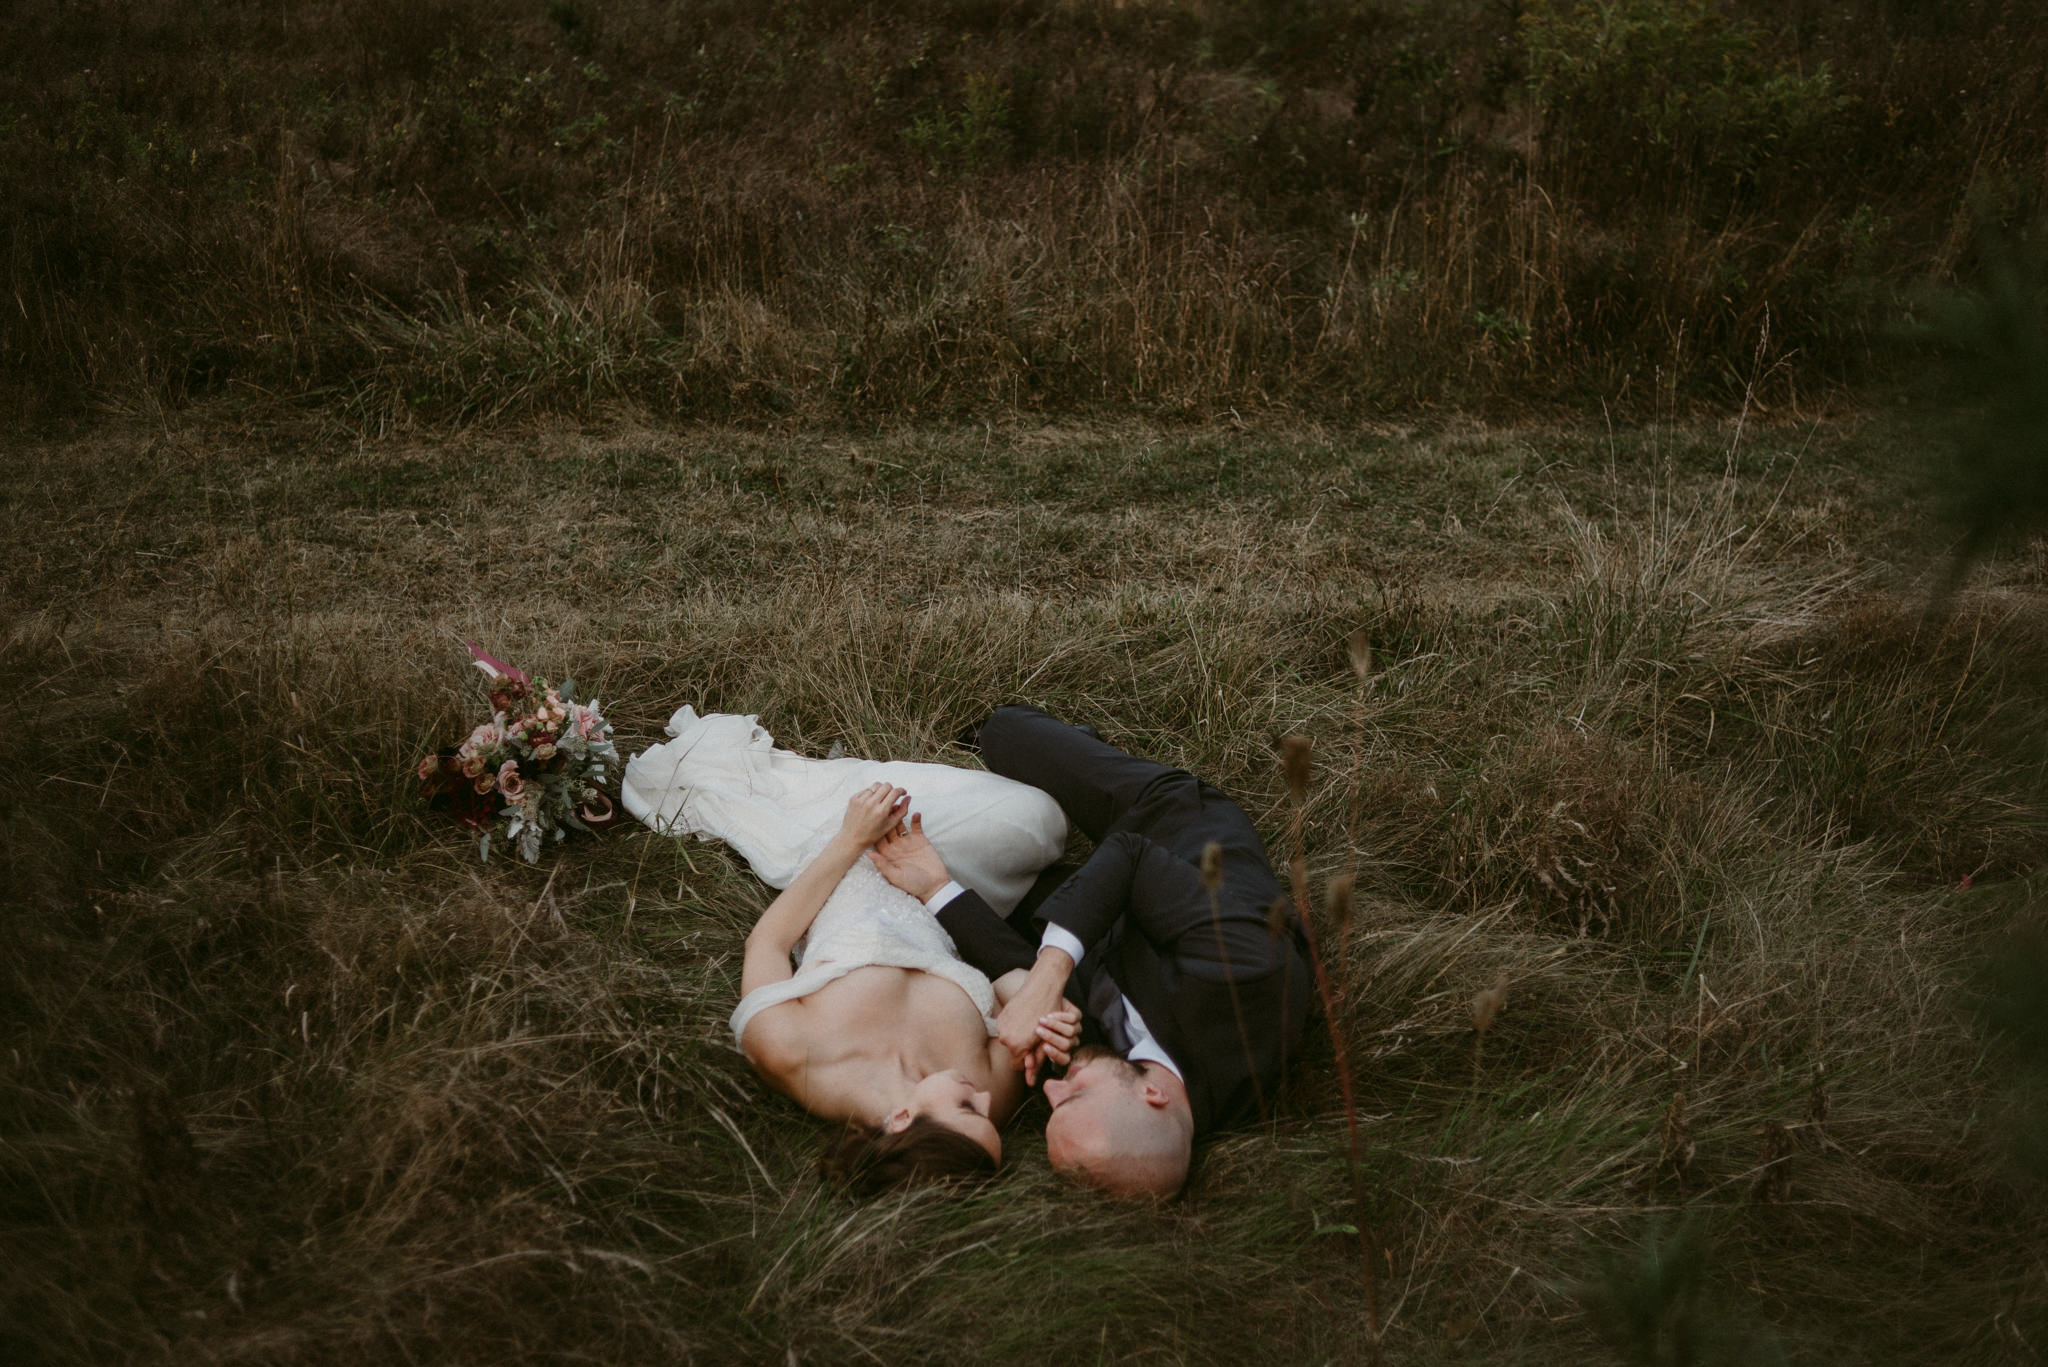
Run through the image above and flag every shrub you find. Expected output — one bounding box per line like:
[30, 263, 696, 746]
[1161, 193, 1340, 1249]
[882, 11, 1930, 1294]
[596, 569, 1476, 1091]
[1522, 0, 1846, 200]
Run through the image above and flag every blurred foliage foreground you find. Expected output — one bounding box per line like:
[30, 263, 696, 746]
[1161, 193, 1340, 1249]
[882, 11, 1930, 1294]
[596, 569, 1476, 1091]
[4, 0, 2047, 425]
[6, 411, 2048, 1362]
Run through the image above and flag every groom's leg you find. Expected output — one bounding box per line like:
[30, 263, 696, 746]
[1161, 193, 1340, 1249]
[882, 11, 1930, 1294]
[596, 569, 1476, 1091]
[974, 704, 1188, 843]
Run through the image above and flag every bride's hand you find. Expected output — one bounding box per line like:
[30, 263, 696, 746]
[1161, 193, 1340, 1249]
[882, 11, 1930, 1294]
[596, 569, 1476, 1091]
[838, 783, 910, 847]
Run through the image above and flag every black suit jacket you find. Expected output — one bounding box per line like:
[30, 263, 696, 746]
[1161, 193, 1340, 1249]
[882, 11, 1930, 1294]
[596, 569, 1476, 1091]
[938, 772, 1313, 1137]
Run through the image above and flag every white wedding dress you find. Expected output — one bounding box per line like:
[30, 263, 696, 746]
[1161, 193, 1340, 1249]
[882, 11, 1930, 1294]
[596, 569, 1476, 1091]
[621, 708, 1068, 1045]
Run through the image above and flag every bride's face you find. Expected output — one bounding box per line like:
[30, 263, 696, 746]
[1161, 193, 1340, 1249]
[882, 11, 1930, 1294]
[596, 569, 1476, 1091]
[904, 1069, 1001, 1161]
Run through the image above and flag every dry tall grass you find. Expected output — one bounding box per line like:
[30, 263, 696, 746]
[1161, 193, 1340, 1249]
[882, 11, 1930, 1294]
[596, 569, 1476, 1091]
[5, 414, 2044, 1362]
[4, 0, 2044, 425]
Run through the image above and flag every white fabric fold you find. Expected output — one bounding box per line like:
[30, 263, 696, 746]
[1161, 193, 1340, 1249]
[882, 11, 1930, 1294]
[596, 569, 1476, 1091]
[623, 706, 1067, 914]
[622, 708, 1070, 1046]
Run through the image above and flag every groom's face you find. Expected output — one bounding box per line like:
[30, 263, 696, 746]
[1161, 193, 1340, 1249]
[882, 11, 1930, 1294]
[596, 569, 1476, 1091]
[1041, 1048, 1186, 1196]
[1041, 1047, 1141, 1158]
[1043, 1046, 1143, 1104]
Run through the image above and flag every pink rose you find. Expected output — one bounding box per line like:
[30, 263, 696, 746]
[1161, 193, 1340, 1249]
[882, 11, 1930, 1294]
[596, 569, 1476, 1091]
[417, 755, 440, 782]
[498, 760, 525, 800]
[473, 771, 496, 795]
[533, 742, 558, 762]
[461, 754, 486, 779]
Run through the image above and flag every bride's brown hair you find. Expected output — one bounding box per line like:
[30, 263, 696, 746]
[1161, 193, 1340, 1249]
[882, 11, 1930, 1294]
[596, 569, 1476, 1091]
[822, 1117, 998, 1195]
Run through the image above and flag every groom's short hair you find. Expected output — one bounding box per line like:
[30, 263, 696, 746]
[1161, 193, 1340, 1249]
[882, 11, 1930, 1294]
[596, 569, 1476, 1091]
[1047, 1073, 1191, 1197]
[1063, 1123, 1188, 1197]
[823, 1117, 998, 1196]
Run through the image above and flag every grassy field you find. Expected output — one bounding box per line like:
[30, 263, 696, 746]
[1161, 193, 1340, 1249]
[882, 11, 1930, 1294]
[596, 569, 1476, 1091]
[6, 406, 2047, 1363]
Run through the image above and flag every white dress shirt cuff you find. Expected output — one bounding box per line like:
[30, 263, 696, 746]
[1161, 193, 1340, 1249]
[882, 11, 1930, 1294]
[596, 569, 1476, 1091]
[1039, 923, 1086, 967]
[923, 880, 968, 913]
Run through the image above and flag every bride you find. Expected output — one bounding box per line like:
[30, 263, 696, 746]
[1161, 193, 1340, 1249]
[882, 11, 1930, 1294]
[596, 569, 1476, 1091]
[622, 708, 1077, 1190]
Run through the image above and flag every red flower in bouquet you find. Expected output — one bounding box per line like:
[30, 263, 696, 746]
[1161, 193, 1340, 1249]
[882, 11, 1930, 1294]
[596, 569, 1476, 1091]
[419, 750, 497, 830]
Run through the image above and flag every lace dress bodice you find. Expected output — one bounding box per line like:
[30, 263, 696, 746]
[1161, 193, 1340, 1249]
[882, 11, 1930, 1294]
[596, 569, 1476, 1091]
[726, 840, 1001, 1044]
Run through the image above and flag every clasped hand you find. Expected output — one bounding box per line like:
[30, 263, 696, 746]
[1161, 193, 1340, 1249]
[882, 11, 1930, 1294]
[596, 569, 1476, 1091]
[867, 804, 1082, 1085]
[995, 953, 1081, 1086]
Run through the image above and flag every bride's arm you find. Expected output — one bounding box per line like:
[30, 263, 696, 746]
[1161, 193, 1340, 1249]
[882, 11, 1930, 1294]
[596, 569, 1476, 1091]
[987, 971, 1082, 1110]
[984, 1003, 1078, 1123]
[740, 783, 909, 996]
[988, 1039, 1030, 1123]
[991, 967, 1031, 1006]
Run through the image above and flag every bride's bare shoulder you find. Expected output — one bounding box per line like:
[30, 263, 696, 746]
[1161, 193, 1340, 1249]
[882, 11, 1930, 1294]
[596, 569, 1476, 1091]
[740, 998, 886, 1124]
[738, 999, 814, 1083]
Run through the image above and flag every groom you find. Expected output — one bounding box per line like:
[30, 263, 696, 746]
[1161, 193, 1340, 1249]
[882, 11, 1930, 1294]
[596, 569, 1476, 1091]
[871, 704, 1313, 1196]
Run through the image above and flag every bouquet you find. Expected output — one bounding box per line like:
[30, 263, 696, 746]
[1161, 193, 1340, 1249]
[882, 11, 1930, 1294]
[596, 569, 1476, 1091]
[418, 642, 622, 863]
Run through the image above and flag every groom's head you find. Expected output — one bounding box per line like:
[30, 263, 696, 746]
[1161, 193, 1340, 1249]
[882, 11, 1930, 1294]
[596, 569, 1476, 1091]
[1042, 1047, 1192, 1197]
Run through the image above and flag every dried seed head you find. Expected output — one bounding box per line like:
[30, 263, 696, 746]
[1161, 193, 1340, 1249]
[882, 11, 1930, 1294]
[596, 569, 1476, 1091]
[1659, 1091, 1696, 1181]
[1754, 1122, 1794, 1204]
[1278, 734, 1313, 801]
[1347, 630, 1373, 680]
[1470, 972, 1509, 1034]
[1325, 872, 1355, 936]
[1200, 841, 1225, 892]
[1266, 896, 1291, 939]
[1803, 1060, 1830, 1135]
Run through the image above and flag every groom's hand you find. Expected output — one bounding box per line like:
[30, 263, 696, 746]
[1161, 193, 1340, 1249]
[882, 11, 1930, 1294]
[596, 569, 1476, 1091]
[996, 946, 1074, 1084]
[1030, 1002, 1083, 1083]
[870, 811, 951, 903]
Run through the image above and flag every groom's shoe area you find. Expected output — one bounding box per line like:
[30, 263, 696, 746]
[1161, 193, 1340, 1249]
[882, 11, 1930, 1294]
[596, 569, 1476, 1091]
[904, 704, 1315, 1196]
[954, 715, 1104, 754]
